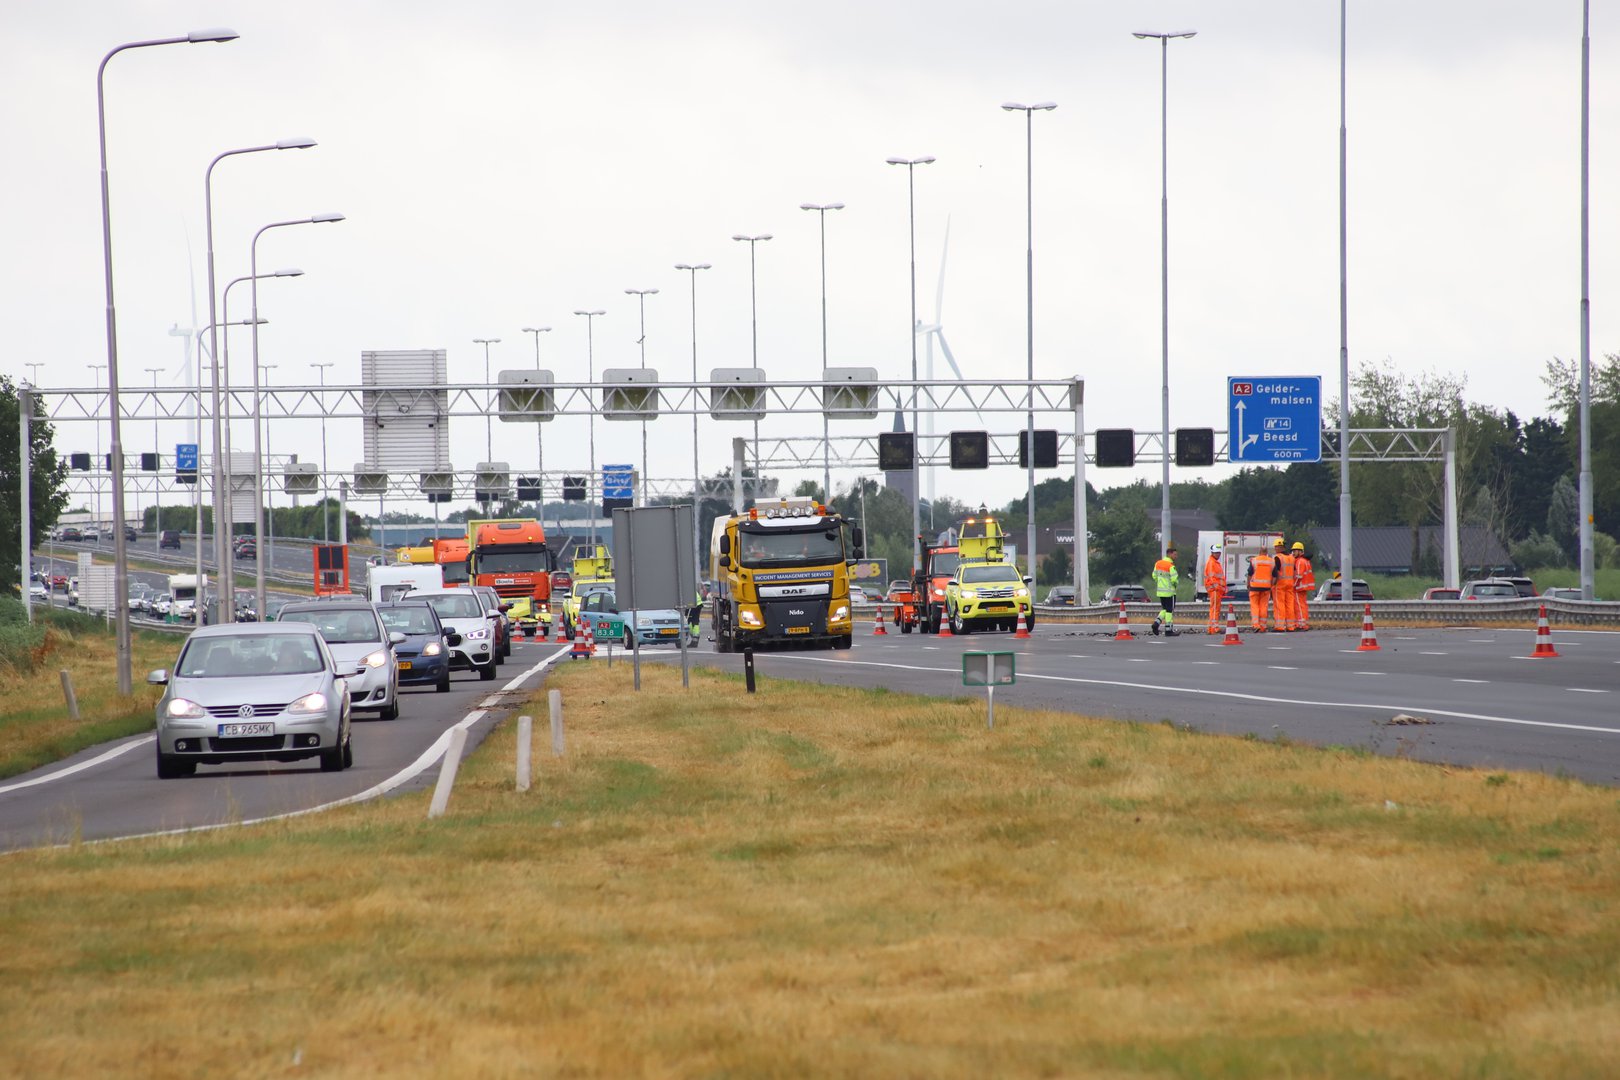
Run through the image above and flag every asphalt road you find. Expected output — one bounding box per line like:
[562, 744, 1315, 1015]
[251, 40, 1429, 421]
[646, 619, 1620, 785]
[0, 639, 570, 852]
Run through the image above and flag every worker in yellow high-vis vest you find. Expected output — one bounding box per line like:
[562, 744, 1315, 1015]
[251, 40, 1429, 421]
[1150, 545, 1180, 637]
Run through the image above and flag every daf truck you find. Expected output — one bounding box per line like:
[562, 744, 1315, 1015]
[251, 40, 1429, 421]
[709, 498, 861, 652]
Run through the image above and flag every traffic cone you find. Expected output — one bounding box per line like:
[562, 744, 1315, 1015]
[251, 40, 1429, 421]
[1529, 604, 1561, 658]
[873, 607, 888, 635]
[583, 618, 597, 656]
[569, 622, 592, 659]
[1014, 608, 1031, 638]
[1222, 604, 1242, 645]
[1356, 603, 1380, 652]
[937, 608, 954, 637]
[1114, 601, 1134, 641]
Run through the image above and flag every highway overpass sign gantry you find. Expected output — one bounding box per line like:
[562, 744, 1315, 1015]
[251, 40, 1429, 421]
[1228, 376, 1322, 463]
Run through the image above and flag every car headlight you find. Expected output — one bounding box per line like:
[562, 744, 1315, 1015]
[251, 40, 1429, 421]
[739, 609, 762, 627]
[1015, 588, 1030, 598]
[422, 641, 442, 656]
[363, 649, 389, 669]
[287, 692, 329, 715]
[466, 628, 489, 640]
[960, 589, 978, 600]
[165, 698, 206, 720]
[932, 588, 945, 597]
[831, 605, 848, 621]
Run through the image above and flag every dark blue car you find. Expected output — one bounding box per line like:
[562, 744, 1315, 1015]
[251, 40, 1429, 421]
[376, 601, 457, 693]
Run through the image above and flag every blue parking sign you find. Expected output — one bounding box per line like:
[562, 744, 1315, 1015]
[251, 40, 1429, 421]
[1227, 377, 1322, 463]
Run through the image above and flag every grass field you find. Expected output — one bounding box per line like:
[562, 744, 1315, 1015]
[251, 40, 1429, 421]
[0, 602, 171, 780]
[3, 661, 1619, 1076]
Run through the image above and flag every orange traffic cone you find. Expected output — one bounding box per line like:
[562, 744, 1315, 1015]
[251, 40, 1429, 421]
[1222, 604, 1242, 645]
[873, 607, 888, 635]
[569, 622, 592, 659]
[937, 608, 954, 637]
[583, 618, 597, 656]
[1529, 604, 1561, 658]
[1013, 608, 1031, 638]
[1357, 603, 1380, 652]
[1114, 601, 1134, 641]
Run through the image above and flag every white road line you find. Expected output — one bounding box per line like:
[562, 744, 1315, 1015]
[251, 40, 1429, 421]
[1354, 672, 1384, 676]
[35, 644, 575, 850]
[1568, 688, 1610, 694]
[1067, 655, 1091, 659]
[1420, 651, 1449, 656]
[1394, 636, 1419, 641]
[768, 654, 1620, 737]
[1267, 646, 1291, 651]
[0, 735, 155, 797]
[1191, 661, 1220, 666]
[1125, 658, 1153, 663]
[1452, 678, 1489, 684]
[1268, 665, 1298, 671]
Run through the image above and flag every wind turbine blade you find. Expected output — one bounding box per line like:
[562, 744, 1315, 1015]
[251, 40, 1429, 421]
[933, 216, 951, 324]
[936, 330, 966, 383]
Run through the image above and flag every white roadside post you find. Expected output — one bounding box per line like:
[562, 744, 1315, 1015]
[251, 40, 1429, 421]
[549, 689, 566, 756]
[516, 714, 533, 792]
[427, 726, 468, 819]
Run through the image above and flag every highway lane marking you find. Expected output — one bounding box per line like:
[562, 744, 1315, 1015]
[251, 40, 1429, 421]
[1125, 658, 1152, 663]
[1568, 688, 1610, 694]
[1452, 678, 1489, 684]
[766, 655, 1620, 738]
[1267, 646, 1291, 651]
[1354, 672, 1384, 676]
[0, 735, 155, 797]
[1420, 651, 1449, 656]
[1267, 666, 1298, 671]
[1191, 661, 1220, 666]
[1067, 655, 1091, 659]
[29, 644, 575, 851]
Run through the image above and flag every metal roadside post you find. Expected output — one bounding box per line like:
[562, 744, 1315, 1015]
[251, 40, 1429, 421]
[744, 647, 756, 693]
[962, 650, 1015, 729]
[19, 385, 32, 624]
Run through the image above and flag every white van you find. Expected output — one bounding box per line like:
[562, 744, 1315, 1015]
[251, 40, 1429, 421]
[367, 564, 445, 603]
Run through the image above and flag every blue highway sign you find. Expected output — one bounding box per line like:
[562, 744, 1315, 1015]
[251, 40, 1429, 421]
[1227, 377, 1322, 463]
[176, 443, 199, 471]
[602, 464, 635, 500]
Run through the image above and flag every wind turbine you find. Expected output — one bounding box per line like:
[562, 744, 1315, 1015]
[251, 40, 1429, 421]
[912, 218, 976, 518]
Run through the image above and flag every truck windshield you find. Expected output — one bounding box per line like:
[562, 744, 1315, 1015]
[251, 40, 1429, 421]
[926, 551, 959, 577]
[441, 562, 469, 584]
[475, 550, 546, 573]
[962, 566, 1020, 585]
[737, 527, 845, 567]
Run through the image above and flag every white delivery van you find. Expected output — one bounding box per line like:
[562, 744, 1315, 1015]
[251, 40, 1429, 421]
[367, 563, 445, 603]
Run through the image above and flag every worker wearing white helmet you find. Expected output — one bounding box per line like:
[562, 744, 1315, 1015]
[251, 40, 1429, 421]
[1202, 544, 1227, 634]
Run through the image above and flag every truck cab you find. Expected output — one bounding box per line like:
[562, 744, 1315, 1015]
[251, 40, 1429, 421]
[709, 498, 859, 653]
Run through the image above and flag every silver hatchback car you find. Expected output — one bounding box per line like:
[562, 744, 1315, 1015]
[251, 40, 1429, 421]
[148, 622, 355, 779]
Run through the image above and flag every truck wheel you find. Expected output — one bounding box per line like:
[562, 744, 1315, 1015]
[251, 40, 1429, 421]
[900, 619, 912, 634]
[833, 635, 852, 650]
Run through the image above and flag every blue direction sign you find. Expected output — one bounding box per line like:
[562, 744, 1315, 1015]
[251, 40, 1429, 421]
[176, 443, 199, 471]
[602, 464, 635, 500]
[1227, 377, 1322, 463]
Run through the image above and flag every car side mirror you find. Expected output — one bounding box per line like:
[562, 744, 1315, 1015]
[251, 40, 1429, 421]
[350, 664, 369, 677]
[499, 602, 513, 612]
[719, 535, 731, 556]
[389, 632, 406, 644]
[486, 611, 500, 619]
[444, 631, 462, 646]
[146, 669, 169, 685]
[719, 554, 731, 570]
[1023, 576, 1033, 586]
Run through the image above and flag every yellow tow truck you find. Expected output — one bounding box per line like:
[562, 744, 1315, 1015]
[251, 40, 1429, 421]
[942, 515, 1034, 635]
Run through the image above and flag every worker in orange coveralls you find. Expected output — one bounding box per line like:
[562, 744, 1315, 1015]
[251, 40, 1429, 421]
[1203, 544, 1227, 634]
[1292, 541, 1315, 630]
[1274, 537, 1298, 631]
[1246, 547, 1276, 631]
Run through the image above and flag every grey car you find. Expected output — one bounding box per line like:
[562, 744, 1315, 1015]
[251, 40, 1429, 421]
[148, 622, 354, 778]
[277, 601, 403, 721]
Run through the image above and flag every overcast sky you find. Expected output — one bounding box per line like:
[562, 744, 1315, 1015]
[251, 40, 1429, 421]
[2, 0, 1612, 514]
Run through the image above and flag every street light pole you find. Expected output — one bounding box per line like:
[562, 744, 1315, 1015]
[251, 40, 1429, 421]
[309, 361, 334, 543]
[204, 136, 316, 625]
[675, 263, 711, 587]
[251, 214, 341, 619]
[1337, 0, 1354, 589]
[571, 312, 605, 551]
[731, 234, 772, 478]
[1002, 102, 1056, 580]
[144, 366, 163, 546]
[473, 337, 501, 465]
[87, 364, 106, 531]
[800, 202, 844, 503]
[258, 361, 276, 614]
[520, 326, 552, 523]
[193, 317, 264, 611]
[99, 27, 238, 693]
[885, 157, 934, 572]
[623, 290, 658, 506]
[1134, 31, 1195, 559]
[1579, 0, 1594, 600]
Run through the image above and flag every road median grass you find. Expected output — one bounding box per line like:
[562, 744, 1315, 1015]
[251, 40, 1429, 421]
[3, 661, 1618, 1076]
[0, 598, 170, 779]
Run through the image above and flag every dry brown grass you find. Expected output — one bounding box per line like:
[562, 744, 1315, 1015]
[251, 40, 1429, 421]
[3, 661, 1619, 1077]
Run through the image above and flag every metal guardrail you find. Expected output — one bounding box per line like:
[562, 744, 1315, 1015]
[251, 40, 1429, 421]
[850, 598, 1620, 629]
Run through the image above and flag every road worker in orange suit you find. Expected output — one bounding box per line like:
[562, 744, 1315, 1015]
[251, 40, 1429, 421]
[1292, 541, 1315, 630]
[1245, 545, 1277, 631]
[1274, 537, 1298, 631]
[1203, 544, 1227, 634]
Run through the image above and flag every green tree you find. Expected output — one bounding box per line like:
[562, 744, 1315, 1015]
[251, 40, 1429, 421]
[1088, 500, 1157, 586]
[1, 377, 69, 585]
[1547, 474, 1580, 561]
[1040, 545, 1072, 586]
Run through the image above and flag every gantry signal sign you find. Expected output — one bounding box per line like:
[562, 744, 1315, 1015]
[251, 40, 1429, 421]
[1227, 377, 1322, 463]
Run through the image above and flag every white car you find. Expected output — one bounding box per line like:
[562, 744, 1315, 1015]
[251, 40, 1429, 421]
[275, 601, 403, 721]
[411, 589, 500, 681]
[848, 584, 869, 604]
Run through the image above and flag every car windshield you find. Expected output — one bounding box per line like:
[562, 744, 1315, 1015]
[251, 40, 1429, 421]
[585, 593, 618, 612]
[378, 605, 440, 634]
[1429, 590, 1460, 600]
[281, 607, 383, 643]
[962, 566, 1021, 585]
[1471, 584, 1517, 597]
[928, 551, 960, 576]
[735, 525, 846, 568]
[424, 592, 484, 619]
[177, 633, 325, 677]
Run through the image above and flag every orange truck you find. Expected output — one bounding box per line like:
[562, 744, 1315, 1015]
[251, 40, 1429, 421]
[888, 538, 961, 634]
[432, 537, 471, 586]
[467, 519, 555, 631]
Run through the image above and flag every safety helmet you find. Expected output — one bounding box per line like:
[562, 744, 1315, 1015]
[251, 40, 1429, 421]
[1210, 544, 1221, 553]
[1291, 542, 1305, 552]
[1273, 537, 1285, 547]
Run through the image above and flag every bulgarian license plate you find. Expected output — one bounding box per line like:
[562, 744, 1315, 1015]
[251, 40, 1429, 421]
[217, 722, 274, 737]
[786, 626, 811, 634]
[397, 660, 413, 670]
[659, 627, 679, 636]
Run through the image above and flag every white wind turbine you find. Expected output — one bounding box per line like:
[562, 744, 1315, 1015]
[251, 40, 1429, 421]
[912, 218, 976, 519]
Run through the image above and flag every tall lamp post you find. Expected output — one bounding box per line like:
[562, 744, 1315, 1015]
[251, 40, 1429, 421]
[731, 234, 772, 478]
[1134, 30, 1195, 559]
[1001, 102, 1056, 580]
[800, 202, 844, 503]
[309, 361, 334, 543]
[1336, 2, 1353, 589]
[193, 316, 266, 606]
[520, 327, 552, 523]
[144, 366, 164, 546]
[205, 136, 317, 624]
[1578, 0, 1594, 599]
[250, 214, 342, 618]
[674, 263, 711, 587]
[885, 156, 934, 572]
[623, 290, 657, 505]
[99, 27, 238, 693]
[87, 364, 107, 530]
[258, 361, 276, 614]
[571, 312, 605, 551]
[473, 337, 501, 464]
